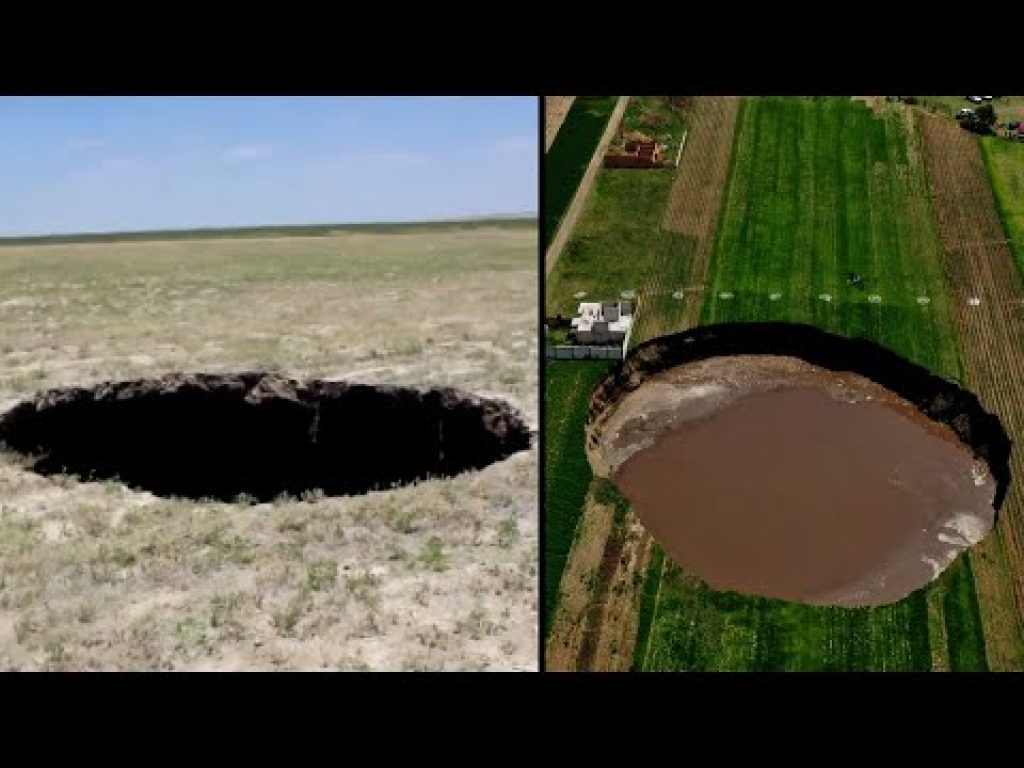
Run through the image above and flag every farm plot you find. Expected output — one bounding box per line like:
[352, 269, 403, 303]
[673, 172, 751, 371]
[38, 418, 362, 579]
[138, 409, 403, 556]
[544, 361, 612, 636]
[640, 97, 991, 671]
[662, 97, 740, 328]
[547, 97, 735, 344]
[544, 97, 618, 250]
[922, 115, 1024, 670]
[0, 224, 538, 671]
[980, 136, 1024, 277]
[545, 98, 740, 669]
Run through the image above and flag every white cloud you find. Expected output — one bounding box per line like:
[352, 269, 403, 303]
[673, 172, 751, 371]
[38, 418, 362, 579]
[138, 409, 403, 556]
[224, 143, 281, 162]
[65, 138, 104, 150]
[328, 151, 434, 170]
[490, 136, 535, 156]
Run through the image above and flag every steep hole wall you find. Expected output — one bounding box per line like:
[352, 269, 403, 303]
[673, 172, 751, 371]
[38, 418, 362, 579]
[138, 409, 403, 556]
[0, 372, 532, 502]
[589, 322, 1012, 513]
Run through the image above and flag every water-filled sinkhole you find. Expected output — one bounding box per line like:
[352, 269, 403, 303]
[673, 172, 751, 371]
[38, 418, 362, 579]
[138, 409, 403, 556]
[0, 372, 532, 502]
[587, 323, 1012, 607]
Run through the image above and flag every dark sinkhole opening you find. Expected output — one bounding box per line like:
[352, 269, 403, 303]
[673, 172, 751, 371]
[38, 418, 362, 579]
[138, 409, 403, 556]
[0, 372, 532, 502]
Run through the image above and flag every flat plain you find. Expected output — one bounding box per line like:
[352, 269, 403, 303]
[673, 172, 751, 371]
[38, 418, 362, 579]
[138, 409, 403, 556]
[0, 222, 538, 671]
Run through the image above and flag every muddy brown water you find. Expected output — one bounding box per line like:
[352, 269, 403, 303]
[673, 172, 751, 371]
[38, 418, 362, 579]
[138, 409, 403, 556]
[602, 358, 996, 607]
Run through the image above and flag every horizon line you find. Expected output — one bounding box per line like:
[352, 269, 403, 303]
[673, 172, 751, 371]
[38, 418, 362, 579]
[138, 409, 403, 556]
[0, 211, 538, 244]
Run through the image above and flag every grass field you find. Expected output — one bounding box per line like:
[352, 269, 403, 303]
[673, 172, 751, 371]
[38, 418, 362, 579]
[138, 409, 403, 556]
[544, 97, 618, 251]
[0, 223, 538, 671]
[546, 167, 692, 327]
[616, 97, 687, 153]
[980, 136, 1024, 275]
[545, 96, 1016, 671]
[544, 360, 611, 634]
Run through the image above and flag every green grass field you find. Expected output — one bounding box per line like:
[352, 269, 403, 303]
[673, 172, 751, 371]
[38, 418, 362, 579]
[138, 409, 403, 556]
[544, 360, 612, 635]
[546, 167, 690, 318]
[544, 97, 618, 251]
[980, 136, 1024, 276]
[639, 97, 987, 671]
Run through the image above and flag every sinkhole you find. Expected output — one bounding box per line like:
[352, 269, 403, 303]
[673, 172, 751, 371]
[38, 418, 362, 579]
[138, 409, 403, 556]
[0, 372, 532, 502]
[587, 323, 1012, 608]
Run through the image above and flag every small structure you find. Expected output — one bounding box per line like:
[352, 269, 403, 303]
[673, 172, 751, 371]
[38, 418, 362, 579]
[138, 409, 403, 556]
[546, 301, 635, 360]
[606, 130, 665, 169]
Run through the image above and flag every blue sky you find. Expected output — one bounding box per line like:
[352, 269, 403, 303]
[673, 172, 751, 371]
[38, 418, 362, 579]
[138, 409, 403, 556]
[0, 97, 537, 236]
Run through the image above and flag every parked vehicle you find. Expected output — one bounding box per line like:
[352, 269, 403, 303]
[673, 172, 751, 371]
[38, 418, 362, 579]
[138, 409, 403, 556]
[967, 96, 984, 103]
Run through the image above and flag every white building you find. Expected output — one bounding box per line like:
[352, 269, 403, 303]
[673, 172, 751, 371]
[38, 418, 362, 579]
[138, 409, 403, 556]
[570, 301, 634, 347]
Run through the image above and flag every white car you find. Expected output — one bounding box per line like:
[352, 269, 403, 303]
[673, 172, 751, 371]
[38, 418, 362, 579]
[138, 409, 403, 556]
[967, 96, 984, 103]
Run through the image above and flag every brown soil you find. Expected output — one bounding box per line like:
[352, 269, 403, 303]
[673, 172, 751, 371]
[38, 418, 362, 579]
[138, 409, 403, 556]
[922, 114, 1024, 667]
[545, 97, 576, 153]
[629, 97, 740, 344]
[610, 364, 995, 606]
[543, 487, 615, 671]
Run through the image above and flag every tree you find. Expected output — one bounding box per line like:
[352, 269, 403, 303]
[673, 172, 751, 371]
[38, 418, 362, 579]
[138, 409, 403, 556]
[961, 103, 996, 135]
[975, 103, 996, 128]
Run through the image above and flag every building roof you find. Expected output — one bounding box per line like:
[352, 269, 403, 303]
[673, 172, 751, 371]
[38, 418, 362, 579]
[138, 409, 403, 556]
[571, 301, 633, 334]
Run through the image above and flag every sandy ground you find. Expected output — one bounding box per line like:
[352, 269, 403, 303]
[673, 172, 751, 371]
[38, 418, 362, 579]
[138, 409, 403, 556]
[545, 97, 576, 152]
[0, 226, 538, 671]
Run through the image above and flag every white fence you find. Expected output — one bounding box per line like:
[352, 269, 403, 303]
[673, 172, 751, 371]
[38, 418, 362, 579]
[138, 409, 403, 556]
[546, 345, 624, 361]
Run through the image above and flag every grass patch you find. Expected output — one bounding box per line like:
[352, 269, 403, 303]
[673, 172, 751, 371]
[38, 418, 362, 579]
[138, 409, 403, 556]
[419, 536, 448, 572]
[980, 135, 1024, 278]
[546, 157, 696, 343]
[631, 545, 664, 671]
[620, 97, 687, 141]
[543, 360, 612, 636]
[544, 97, 618, 249]
[941, 555, 989, 671]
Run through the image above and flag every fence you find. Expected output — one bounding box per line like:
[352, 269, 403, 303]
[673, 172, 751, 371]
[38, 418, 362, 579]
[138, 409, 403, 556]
[546, 345, 624, 360]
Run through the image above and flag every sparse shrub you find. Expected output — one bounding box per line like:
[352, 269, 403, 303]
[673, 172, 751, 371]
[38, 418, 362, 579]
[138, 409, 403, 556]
[273, 586, 311, 636]
[389, 508, 417, 534]
[497, 516, 519, 548]
[344, 571, 381, 607]
[419, 536, 448, 572]
[306, 559, 338, 591]
[301, 488, 325, 503]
